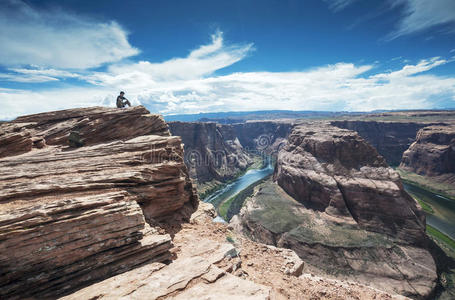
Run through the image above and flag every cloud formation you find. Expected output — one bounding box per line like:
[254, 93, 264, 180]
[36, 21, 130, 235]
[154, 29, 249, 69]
[1, 47, 454, 119]
[323, 0, 455, 39]
[86, 31, 254, 86]
[0, 68, 80, 83]
[0, 21, 454, 120]
[0, 0, 138, 69]
[323, 0, 359, 12]
[389, 0, 455, 39]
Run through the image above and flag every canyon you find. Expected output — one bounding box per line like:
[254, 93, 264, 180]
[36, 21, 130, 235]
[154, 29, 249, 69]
[231, 123, 437, 298]
[1, 107, 454, 299]
[168, 120, 293, 196]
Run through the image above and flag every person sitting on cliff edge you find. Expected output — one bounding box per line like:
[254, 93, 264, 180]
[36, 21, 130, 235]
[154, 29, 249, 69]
[116, 91, 131, 108]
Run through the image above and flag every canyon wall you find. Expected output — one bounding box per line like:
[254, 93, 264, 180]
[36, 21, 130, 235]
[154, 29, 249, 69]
[330, 120, 430, 166]
[399, 125, 455, 195]
[0, 106, 197, 299]
[168, 122, 253, 184]
[400, 125, 455, 177]
[232, 123, 437, 298]
[168, 121, 293, 186]
[230, 121, 294, 154]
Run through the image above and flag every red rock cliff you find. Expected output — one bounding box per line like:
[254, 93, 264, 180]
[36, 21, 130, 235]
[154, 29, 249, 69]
[0, 106, 197, 299]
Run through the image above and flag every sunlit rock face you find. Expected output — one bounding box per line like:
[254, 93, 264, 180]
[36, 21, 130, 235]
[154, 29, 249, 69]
[400, 125, 455, 178]
[275, 123, 426, 243]
[0, 106, 197, 299]
[232, 122, 438, 298]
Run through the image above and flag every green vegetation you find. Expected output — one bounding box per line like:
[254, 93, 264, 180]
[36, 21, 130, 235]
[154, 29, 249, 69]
[199, 154, 269, 200]
[407, 190, 435, 213]
[248, 184, 305, 234]
[218, 175, 271, 221]
[218, 196, 234, 220]
[425, 224, 455, 299]
[226, 235, 235, 244]
[247, 182, 394, 248]
[198, 180, 226, 200]
[397, 168, 455, 200]
[427, 225, 455, 251]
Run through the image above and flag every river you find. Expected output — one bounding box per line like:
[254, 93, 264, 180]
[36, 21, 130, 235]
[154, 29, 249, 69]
[404, 183, 455, 240]
[203, 162, 274, 212]
[203, 163, 455, 241]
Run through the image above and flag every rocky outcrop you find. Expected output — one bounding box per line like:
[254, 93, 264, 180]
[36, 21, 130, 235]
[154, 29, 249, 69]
[168, 120, 293, 187]
[0, 106, 197, 299]
[0, 106, 169, 158]
[275, 123, 426, 243]
[232, 123, 438, 298]
[169, 122, 253, 185]
[63, 203, 406, 300]
[400, 125, 455, 178]
[230, 121, 293, 154]
[331, 120, 431, 166]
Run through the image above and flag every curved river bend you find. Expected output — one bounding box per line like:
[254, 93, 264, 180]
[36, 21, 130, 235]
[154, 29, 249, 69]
[203, 164, 455, 242]
[404, 183, 455, 240]
[203, 163, 274, 216]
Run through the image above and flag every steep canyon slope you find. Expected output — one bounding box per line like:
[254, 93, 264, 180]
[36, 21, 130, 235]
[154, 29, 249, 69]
[168, 120, 293, 194]
[400, 125, 455, 197]
[330, 120, 430, 166]
[0, 107, 407, 300]
[0, 106, 197, 298]
[232, 123, 438, 298]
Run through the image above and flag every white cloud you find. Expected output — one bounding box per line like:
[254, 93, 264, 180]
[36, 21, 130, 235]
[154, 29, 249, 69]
[0, 67, 81, 83]
[2, 54, 454, 119]
[323, 0, 359, 12]
[0, 0, 139, 69]
[0, 29, 454, 120]
[372, 57, 447, 79]
[0, 74, 59, 83]
[389, 0, 455, 39]
[10, 68, 80, 78]
[86, 31, 254, 86]
[323, 0, 455, 39]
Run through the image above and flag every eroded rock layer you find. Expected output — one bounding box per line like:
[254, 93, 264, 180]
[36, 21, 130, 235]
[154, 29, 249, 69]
[230, 121, 293, 154]
[331, 120, 430, 166]
[169, 122, 253, 184]
[168, 120, 293, 187]
[400, 125, 455, 179]
[0, 106, 197, 299]
[275, 123, 426, 243]
[232, 123, 438, 298]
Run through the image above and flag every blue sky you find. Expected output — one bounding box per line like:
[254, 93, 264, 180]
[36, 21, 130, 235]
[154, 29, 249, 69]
[0, 0, 455, 119]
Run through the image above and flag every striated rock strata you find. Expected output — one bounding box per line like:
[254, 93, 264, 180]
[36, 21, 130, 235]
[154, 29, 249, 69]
[168, 120, 293, 188]
[63, 202, 405, 300]
[331, 120, 430, 166]
[168, 122, 253, 184]
[232, 123, 437, 298]
[229, 121, 294, 154]
[400, 125, 455, 184]
[0, 106, 197, 299]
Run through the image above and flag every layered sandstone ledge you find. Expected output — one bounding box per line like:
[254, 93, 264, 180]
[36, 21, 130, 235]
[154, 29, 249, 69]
[61, 203, 406, 300]
[400, 125, 455, 194]
[0, 106, 197, 299]
[330, 120, 430, 166]
[232, 123, 438, 298]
